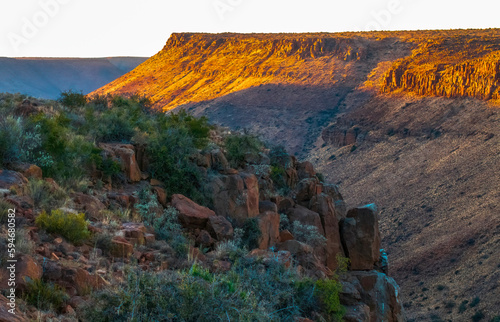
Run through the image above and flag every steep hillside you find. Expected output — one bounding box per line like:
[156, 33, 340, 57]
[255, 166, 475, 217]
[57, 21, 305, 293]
[93, 30, 500, 321]
[0, 57, 147, 99]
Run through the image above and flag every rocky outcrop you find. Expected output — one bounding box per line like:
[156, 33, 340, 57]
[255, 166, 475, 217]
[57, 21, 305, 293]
[256, 211, 280, 250]
[341, 271, 405, 322]
[171, 194, 216, 229]
[382, 38, 500, 100]
[340, 204, 381, 270]
[99, 143, 142, 182]
[208, 172, 259, 224]
[309, 193, 345, 270]
[206, 216, 234, 240]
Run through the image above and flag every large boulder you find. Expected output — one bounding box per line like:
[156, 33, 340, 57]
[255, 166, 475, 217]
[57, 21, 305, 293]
[285, 205, 324, 236]
[340, 204, 381, 270]
[0, 255, 42, 292]
[109, 236, 134, 258]
[344, 270, 405, 322]
[297, 161, 316, 180]
[99, 143, 142, 182]
[60, 267, 106, 295]
[309, 193, 345, 270]
[206, 216, 233, 240]
[171, 194, 216, 229]
[208, 172, 259, 225]
[72, 193, 106, 220]
[295, 178, 322, 206]
[256, 211, 280, 250]
[322, 183, 347, 220]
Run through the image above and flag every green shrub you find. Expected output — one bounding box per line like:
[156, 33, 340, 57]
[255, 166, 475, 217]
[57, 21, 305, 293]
[24, 279, 69, 311]
[315, 278, 345, 321]
[92, 107, 136, 142]
[472, 311, 485, 322]
[58, 90, 87, 108]
[224, 132, 264, 168]
[269, 145, 290, 168]
[30, 112, 102, 182]
[470, 296, 480, 308]
[87, 94, 108, 111]
[0, 116, 53, 167]
[316, 172, 325, 183]
[80, 256, 344, 321]
[153, 207, 189, 257]
[270, 165, 287, 189]
[35, 209, 90, 244]
[135, 191, 189, 257]
[459, 300, 469, 313]
[147, 126, 205, 203]
[241, 218, 261, 250]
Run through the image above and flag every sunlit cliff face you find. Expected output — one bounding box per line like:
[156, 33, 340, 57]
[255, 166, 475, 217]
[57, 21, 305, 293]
[92, 29, 500, 110]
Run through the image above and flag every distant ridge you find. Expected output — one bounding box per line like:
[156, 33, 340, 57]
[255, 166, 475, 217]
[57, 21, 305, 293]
[0, 56, 147, 99]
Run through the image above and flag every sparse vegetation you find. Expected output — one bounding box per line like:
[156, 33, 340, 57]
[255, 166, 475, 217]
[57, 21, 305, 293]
[24, 279, 69, 312]
[80, 256, 344, 322]
[225, 132, 264, 168]
[291, 220, 327, 248]
[25, 178, 67, 210]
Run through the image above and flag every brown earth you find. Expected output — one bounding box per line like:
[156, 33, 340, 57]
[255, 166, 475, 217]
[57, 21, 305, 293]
[93, 30, 500, 321]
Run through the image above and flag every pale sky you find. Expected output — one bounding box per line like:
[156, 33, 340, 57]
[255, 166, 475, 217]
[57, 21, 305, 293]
[0, 0, 497, 58]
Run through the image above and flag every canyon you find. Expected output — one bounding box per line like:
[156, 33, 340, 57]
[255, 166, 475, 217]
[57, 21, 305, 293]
[93, 30, 500, 321]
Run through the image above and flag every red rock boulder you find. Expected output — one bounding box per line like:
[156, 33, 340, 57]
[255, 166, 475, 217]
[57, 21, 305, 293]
[340, 204, 381, 270]
[171, 194, 216, 229]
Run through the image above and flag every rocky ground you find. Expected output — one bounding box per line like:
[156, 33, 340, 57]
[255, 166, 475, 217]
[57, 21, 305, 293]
[0, 96, 404, 321]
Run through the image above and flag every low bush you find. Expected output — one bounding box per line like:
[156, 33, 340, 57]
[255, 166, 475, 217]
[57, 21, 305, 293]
[291, 220, 327, 248]
[25, 178, 67, 211]
[224, 132, 264, 168]
[147, 126, 205, 203]
[58, 90, 87, 108]
[241, 218, 261, 250]
[80, 257, 344, 321]
[24, 279, 69, 312]
[472, 311, 485, 322]
[35, 209, 90, 244]
[135, 191, 189, 257]
[470, 296, 480, 308]
[15, 228, 35, 255]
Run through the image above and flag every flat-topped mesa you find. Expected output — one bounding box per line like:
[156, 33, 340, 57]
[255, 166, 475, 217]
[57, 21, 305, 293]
[164, 32, 368, 61]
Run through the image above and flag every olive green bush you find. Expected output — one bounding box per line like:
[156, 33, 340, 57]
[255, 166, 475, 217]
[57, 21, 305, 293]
[35, 209, 90, 244]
